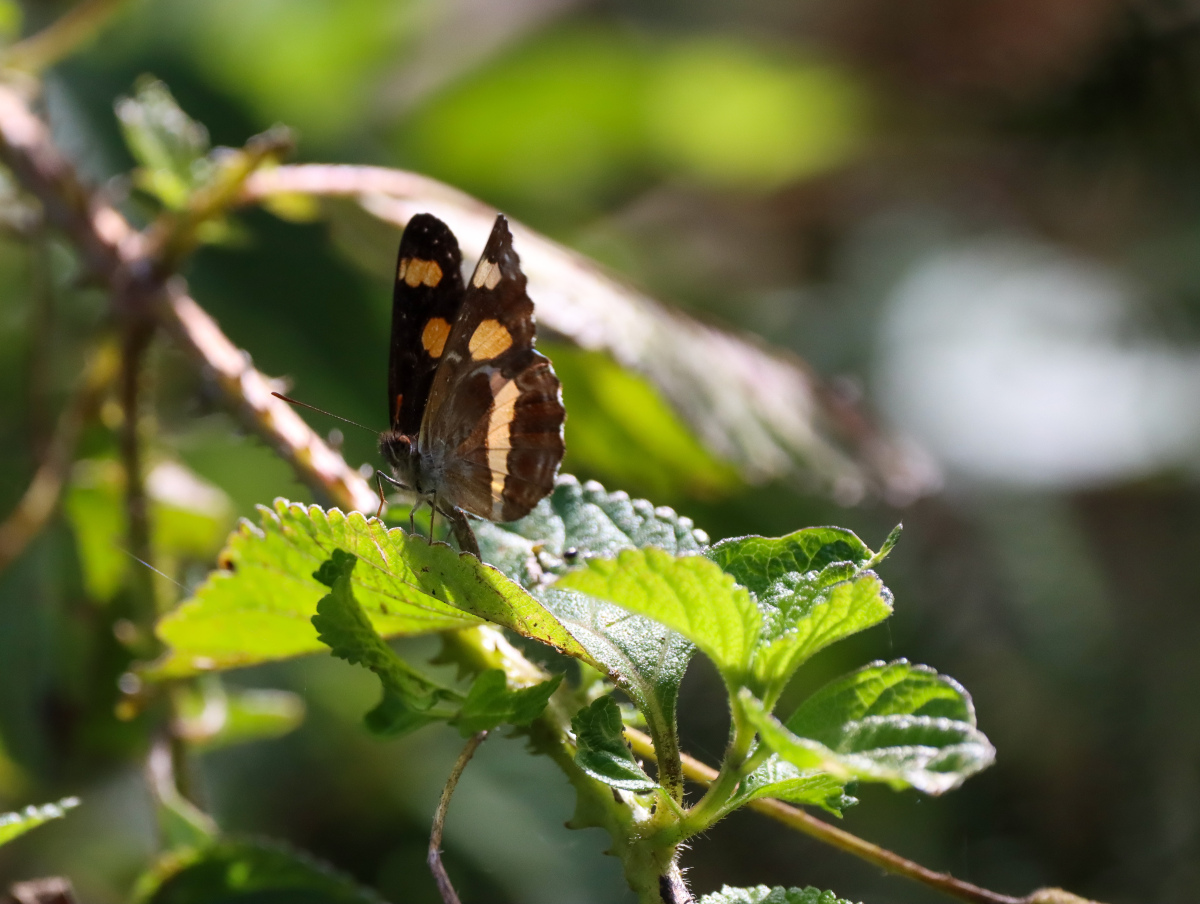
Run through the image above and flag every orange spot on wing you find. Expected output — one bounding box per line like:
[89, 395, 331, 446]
[401, 258, 444, 288]
[393, 393, 404, 423]
[468, 319, 513, 360]
[421, 318, 451, 357]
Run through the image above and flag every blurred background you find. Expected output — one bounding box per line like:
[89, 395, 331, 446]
[1, 0, 1198, 902]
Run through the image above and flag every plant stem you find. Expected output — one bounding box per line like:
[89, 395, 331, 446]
[626, 727, 1028, 904]
[0, 341, 119, 572]
[429, 731, 488, 904]
[1, 0, 130, 73]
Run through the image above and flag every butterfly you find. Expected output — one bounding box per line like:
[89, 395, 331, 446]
[377, 213, 565, 537]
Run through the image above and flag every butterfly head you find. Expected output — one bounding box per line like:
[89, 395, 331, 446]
[379, 430, 424, 494]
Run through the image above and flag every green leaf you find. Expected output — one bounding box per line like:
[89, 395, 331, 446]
[547, 345, 742, 500]
[312, 550, 460, 736]
[134, 838, 383, 904]
[150, 500, 592, 678]
[735, 758, 855, 817]
[65, 458, 234, 602]
[115, 76, 212, 210]
[698, 885, 857, 904]
[478, 477, 702, 778]
[571, 696, 657, 792]
[556, 547, 761, 684]
[542, 588, 693, 775]
[475, 474, 710, 588]
[0, 797, 79, 848]
[454, 669, 562, 736]
[751, 572, 893, 692]
[706, 526, 874, 600]
[742, 690, 995, 795]
[865, 523, 902, 569]
[786, 659, 975, 743]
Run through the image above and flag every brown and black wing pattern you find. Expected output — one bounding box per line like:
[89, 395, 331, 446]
[387, 213, 465, 436]
[421, 215, 565, 521]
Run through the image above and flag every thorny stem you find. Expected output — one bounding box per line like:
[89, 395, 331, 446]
[0, 80, 1104, 904]
[429, 731, 488, 904]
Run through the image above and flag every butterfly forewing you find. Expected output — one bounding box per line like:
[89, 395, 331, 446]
[387, 214, 465, 436]
[420, 215, 565, 521]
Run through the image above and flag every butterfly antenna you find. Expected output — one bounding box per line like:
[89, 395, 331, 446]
[271, 392, 377, 434]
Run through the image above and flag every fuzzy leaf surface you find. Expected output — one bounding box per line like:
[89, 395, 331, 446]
[786, 659, 976, 744]
[556, 547, 760, 683]
[454, 669, 562, 736]
[735, 758, 856, 817]
[0, 798, 79, 848]
[743, 691, 995, 795]
[311, 550, 460, 736]
[699, 886, 857, 904]
[134, 838, 382, 904]
[571, 695, 657, 792]
[706, 527, 875, 600]
[151, 500, 592, 677]
[475, 474, 710, 587]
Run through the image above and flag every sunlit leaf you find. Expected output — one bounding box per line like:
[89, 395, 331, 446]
[478, 475, 701, 772]
[556, 547, 760, 685]
[0, 797, 79, 848]
[751, 572, 893, 693]
[548, 344, 741, 501]
[742, 690, 995, 795]
[706, 527, 874, 600]
[312, 550, 460, 736]
[133, 838, 383, 904]
[149, 501, 484, 677]
[698, 885, 857, 904]
[571, 696, 657, 792]
[786, 660, 976, 742]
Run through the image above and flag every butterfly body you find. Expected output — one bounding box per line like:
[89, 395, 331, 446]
[380, 213, 565, 526]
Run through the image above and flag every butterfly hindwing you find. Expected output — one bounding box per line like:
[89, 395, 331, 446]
[420, 215, 565, 521]
[387, 213, 465, 436]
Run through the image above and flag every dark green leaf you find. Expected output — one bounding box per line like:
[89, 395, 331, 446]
[475, 474, 710, 588]
[742, 690, 995, 795]
[556, 547, 760, 684]
[786, 660, 975, 745]
[698, 885, 857, 904]
[454, 669, 562, 736]
[735, 758, 855, 817]
[311, 550, 460, 736]
[571, 696, 657, 792]
[134, 838, 383, 904]
[0, 797, 79, 848]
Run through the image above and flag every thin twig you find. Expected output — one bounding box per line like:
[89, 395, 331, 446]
[0, 341, 119, 572]
[0, 84, 377, 516]
[1, 0, 131, 73]
[429, 731, 488, 904]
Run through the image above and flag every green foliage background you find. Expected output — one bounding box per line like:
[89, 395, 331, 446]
[1, 1, 1198, 903]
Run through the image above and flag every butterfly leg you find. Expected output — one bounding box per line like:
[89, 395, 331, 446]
[439, 503, 480, 559]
